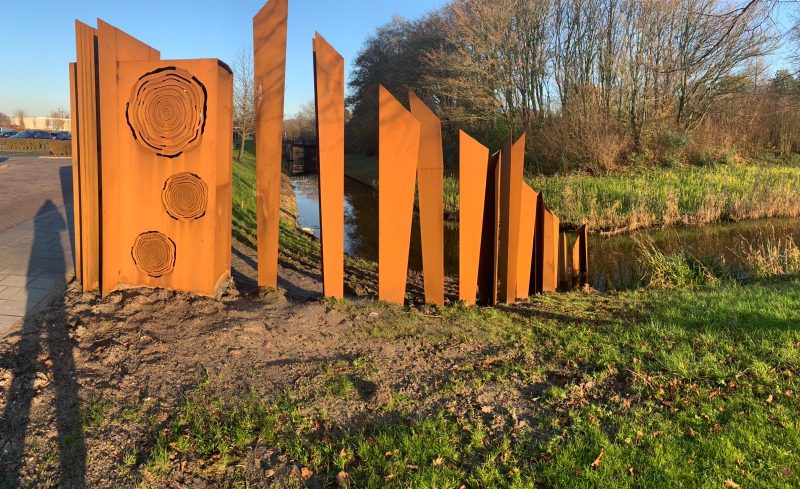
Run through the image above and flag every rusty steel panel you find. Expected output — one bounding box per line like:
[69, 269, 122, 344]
[408, 90, 444, 306]
[75, 20, 100, 292]
[313, 33, 345, 298]
[559, 231, 569, 290]
[572, 224, 589, 287]
[68, 61, 82, 283]
[476, 150, 501, 306]
[97, 19, 160, 296]
[541, 206, 560, 292]
[378, 85, 421, 304]
[254, 0, 288, 289]
[497, 134, 526, 304]
[107, 59, 232, 296]
[515, 183, 538, 299]
[458, 131, 490, 305]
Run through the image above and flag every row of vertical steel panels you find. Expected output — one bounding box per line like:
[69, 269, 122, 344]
[303, 11, 588, 306]
[70, 20, 233, 297]
[71, 0, 587, 303]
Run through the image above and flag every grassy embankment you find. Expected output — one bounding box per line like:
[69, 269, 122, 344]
[140, 149, 800, 487]
[346, 154, 800, 233]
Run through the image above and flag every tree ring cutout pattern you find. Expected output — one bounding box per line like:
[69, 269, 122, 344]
[126, 66, 207, 158]
[131, 231, 176, 277]
[162, 172, 208, 221]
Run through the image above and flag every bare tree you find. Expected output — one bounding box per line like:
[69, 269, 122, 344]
[0, 112, 9, 125]
[49, 107, 68, 130]
[284, 101, 317, 141]
[13, 108, 25, 128]
[232, 46, 255, 162]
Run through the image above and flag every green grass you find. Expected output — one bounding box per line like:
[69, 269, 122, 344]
[142, 276, 800, 487]
[530, 159, 800, 231]
[345, 154, 800, 231]
[211, 145, 800, 486]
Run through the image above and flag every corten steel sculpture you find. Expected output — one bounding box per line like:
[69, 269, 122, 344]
[68, 62, 81, 284]
[71, 20, 233, 296]
[516, 183, 539, 299]
[97, 19, 160, 296]
[458, 131, 490, 305]
[313, 33, 345, 298]
[572, 224, 589, 287]
[74, 21, 101, 292]
[408, 90, 445, 306]
[558, 231, 569, 290]
[378, 85, 421, 304]
[477, 151, 501, 306]
[541, 206, 560, 292]
[253, 0, 288, 290]
[497, 134, 526, 304]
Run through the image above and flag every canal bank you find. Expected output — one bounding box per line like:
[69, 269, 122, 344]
[290, 173, 800, 291]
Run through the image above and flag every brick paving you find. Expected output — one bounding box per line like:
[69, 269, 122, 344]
[0, 155, 75, 333]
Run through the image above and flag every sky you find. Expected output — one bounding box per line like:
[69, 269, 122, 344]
[0, 0, 446, 118]
[0, 1, 795, 119]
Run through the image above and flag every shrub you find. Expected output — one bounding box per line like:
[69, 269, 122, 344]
[734, 231, 800, 279]
[0, 138, 71, 156]
[634, 235, 717, 289]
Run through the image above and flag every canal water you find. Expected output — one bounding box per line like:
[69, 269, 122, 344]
[291, 175, 800, 291]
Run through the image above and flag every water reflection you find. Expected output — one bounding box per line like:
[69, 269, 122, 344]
[291, 175, 459, 273]
[291, 175, 800, 291]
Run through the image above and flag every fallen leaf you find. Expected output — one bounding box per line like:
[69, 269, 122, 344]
[300, 467, 313, 480]
[724, 479, 740, 488]
[433, 455, 444, 466]
[384, 451, 394, 458]
[628, 467, 635, 475]
[481, 406, 494, 413]
[687, 428, 698, 438]
[785, 389, 794, 398]
[591, 449, 605, 468]
[635, 431, 644, 443]
[336, 470, 351, 487]
[779, 467, 793, 477]
[339, 448, 347, 459]
[767, 395, 773, 404]
[264, 469, 276, 478]
[406, 464, 419, 470]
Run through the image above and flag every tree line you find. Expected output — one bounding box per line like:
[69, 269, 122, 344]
[345, 0, 799, 174]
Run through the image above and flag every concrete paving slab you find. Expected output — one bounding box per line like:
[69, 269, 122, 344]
[0, 315, 19, 330]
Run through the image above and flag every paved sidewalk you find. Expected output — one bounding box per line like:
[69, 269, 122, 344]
[0, 155, 75, 333]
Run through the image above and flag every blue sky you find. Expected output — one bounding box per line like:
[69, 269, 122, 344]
[0, 0, 446, 117]
[0, 1, 795, 118]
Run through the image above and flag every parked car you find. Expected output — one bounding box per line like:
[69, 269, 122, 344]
[51, 131, 71, 140]
[0, 130, 17, 138]
[9, 130, 56, 140]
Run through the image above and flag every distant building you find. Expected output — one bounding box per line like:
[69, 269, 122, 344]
[12, 116, 72, 132]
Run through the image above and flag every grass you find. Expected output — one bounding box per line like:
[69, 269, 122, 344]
[140, 144, 799, 487]
[141, 276, 800, 487]
[345, 154, 800, 232]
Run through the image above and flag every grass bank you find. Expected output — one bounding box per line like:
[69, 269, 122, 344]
[141, 275, 800, 487]
[346, 154, 800, 232]
[154, 147, 800, 488]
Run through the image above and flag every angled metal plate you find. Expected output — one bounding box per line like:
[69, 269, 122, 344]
[541, 206, 560, 292]
[516, 183, 538, 299]
[378, 85, 420, 304]
[498, 134, 525, 304]
[477, 150, 501, 306]
[313, 33, 345, 298]
[458, 131, 490, 305]
[97, 19, 160, 297]
[74, 20, 100, 292]
[254, 0, 288, 289]
[408, 90, 444, 305]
